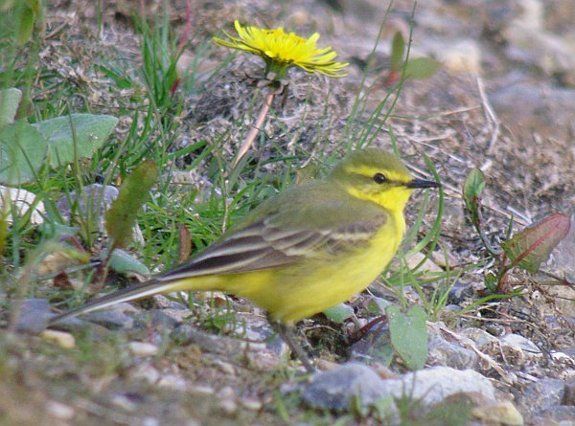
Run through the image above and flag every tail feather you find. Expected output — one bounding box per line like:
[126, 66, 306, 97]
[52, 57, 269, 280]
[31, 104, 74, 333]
[48, 279, 184, 325]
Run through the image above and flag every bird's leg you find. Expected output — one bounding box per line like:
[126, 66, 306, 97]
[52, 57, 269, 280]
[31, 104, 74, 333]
[268, 318, 316, 373]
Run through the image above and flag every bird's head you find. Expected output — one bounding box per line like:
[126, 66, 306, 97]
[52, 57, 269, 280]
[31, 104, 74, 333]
[330, 148, 440, 213]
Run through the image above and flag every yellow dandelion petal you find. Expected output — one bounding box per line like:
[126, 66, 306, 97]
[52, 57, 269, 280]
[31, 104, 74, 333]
[213, 21, 348, 79]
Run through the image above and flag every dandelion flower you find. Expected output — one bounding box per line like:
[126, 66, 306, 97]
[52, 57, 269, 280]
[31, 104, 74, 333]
[214, 20, 348, 79]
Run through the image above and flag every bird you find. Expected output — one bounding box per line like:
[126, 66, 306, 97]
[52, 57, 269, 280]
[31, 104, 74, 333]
[49, 148, 440, 371]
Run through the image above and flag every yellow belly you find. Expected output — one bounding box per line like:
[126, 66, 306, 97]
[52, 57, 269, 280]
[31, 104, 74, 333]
[175, 214, 404, 324]
[173, 212, 405, 323]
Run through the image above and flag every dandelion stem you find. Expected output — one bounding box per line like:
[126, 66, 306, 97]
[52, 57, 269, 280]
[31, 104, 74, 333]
[234, 90, 276, 166]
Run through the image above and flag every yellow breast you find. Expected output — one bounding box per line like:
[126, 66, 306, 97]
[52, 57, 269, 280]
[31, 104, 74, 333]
[222, 209, 406, 323]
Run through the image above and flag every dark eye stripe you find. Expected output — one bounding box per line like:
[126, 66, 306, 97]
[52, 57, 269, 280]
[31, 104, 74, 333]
[373, 173, 387, 184]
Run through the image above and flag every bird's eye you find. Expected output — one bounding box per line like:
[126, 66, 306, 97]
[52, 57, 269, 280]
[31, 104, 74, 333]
[373, 173, 387, 184]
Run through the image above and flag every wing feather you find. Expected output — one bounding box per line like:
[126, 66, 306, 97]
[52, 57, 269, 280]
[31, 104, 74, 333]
[159, 191, 388, 282]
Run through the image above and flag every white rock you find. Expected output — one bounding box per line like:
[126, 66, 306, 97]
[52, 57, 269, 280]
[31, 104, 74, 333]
[46, 401, 75, 420]
[501, 334, 541, 354]
[157, 374, 187, 391]
[0, 186, 45, 225]
[380, 366, 496, 406]
[128, 341, 158, 357]
[40, 330, 76, 349]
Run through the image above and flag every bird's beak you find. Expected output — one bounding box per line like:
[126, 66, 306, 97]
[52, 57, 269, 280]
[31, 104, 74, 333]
[406, 178, 441, 189]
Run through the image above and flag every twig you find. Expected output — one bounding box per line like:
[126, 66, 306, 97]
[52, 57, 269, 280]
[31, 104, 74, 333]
[476, 77, 500, 155]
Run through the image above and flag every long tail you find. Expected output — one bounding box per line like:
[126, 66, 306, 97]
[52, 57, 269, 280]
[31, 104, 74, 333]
[48, 279, 188, 325]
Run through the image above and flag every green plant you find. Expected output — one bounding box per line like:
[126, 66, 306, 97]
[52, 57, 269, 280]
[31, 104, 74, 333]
[462, 168, 571, 292]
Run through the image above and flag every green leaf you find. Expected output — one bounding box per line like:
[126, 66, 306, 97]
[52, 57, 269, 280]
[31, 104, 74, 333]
[33, 113, 118, 168]
[404, 57, 441, 80]
[323, 303, 354, 323]
[387, 304, 428, 370]
[390, 31, 406, 72]
[105, 160, 158, 248]
[502, 212, 571, 273]
[0, 88, 22, 128]
[109, 249, 151, 276]
[0, 121, 46, 185]
[17, 4, 35, 45]
[462, 168, 485, 225]
[0, 209, 7, 256]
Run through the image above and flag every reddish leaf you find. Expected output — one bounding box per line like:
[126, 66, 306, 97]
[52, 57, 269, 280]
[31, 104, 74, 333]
[502, 212, 571, 273]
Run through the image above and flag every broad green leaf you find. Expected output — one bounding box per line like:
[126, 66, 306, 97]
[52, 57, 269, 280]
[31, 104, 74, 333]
[390, 31, 406, 72]
[109, 249, 151, 276]
[387, 304, 428, 370]
[404, 57, 441, 80]
[33, 113, 118, 168]
[0, 88, 22, 127]
[0, 121, 46, 185]
[323, 303, 354, 323]
[105, 160, 158, 248]
[502, 212, 571, 273]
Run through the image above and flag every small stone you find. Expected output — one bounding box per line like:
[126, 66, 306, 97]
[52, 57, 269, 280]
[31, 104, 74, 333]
[563, 378, 575, 405]
[46, 401, 75, 420]
[40, 330, 75, 349]
[302, 363, 388, 411]
[84, 304, 136, 329]
[213, 359, 236, 376]
[459, 328, 499, 349]
[518, 378, 566, 418]
[130, 364, 160, 384]
[217, 386, 237, 415]
[240, 397, 262, 411]
[142, 417, 159, 426]
[218, 398, 237, 416]
[472, 401, 523, 425]
[111, 394, 138, 412]
[56, 183, 118, 230]
[0, 186, 45, 225]
[539, 405, 575, 423]
[14, 298, 52, 334]
[128, 342, 158, 357]
[500, 334, 541, 354]
[157, 374, 187, 391]
[428, 334, 478, 369]
[447, 281, 475, 305]
[381, 366, 496, 407]
[189, 385, 215, 396]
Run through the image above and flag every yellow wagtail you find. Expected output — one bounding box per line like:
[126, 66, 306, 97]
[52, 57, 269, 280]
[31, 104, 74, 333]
[49, 148, 440, 371]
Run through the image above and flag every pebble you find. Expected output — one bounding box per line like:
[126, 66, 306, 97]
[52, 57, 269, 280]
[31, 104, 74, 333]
[240, 397, 263, 411]
[518, 378, 566, 419]
[459, 327, 499, 349]
[1, 186, 45, 225]
[472, 401, 524, 425]
[427, 334, 478, 369]
[563, 378, 575, 405]
[128, 342, 159, 357]
[40, 329, 75, 349]
[46, 401, 75, 420]
[500, 333, 542, 355]
[217, 386, 237, 415]
[14, 298, 52, 334]
[84, 303, 137, 329]
[157, 374, 187, 391]
[56, 183, 118, 229]
[380, 366, 496, 407]
[302, 363, 388, 411]
[130, 364, 160, 384]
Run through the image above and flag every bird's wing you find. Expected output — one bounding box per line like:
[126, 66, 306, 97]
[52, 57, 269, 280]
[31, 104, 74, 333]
[159, 194, 387, 281]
